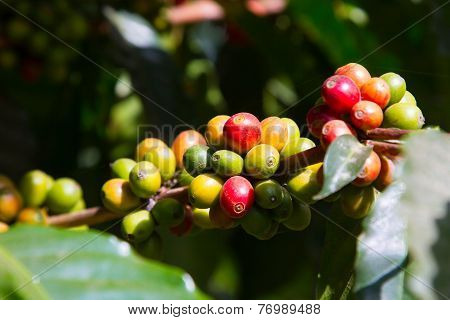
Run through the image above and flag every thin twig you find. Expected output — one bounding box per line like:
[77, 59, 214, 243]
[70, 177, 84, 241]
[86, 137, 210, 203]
[364, 140, 402, 156]
[363, 128, 412, 140]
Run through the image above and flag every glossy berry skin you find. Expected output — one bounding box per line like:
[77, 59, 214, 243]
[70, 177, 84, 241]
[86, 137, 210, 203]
[374, 155, 396, 191]
[170, 206, 194, 236]
[260, 117, 288, 151]
[205, 115, 230, 148]
[101, 179, 141, 214]
[283, 201, 311, 231]
[171, 130, 207, 168]
[46, 178, 82, 214]
[121, 210, 155, 243]
[210, 150, 244, 177]
[350, 100, 383, 131]
[110, 158, 136, 180]
[144, 146, 176, 181]
[306, 104, 340, 138]
[380, 72, 406, 106]
[209, 203, 236, 229]
[244, 144, 280, 179]
[20, 170, 53, 208]
[360, 77, 391, 109]
[220, 176, 254, 218]
[321, 75, 361, 114]
[151, 198, 185, 227]
[178, 168, 194, 187]
[183, 145, 212, 177]
[192, 207, 215, 229]
[335, 63, 371, 88]
[17, 207, 48, 225]
[382, 103, 425, 130]
[240, 206, 273, 239]
[287, 163, 322, 204]
[254, 179, 283, 209]
[129, 161, 162, 198]
[188, 174, 223, 209]
[352, 151, 381, 187]
[271, 187, 293, 222]
[223, 112, 261, 154]
[281, 137, 316, 159]
[136, 138, 168, 161]
[281, 118, 301, 142]
[340, 185, 377, 219]
[399, 91, 416, 105]
[320, 120, 356, 149]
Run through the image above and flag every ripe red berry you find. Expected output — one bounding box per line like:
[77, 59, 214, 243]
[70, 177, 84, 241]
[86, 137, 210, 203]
[223, 112, 261, 154]
[306, 104, 340, 138]
[360, 77, 391, 109]
[350, 100, 384, 131]
[335, 63, 371, 88]
[321, 75, 361, 114]
[352, 151, 381, 187]
[374, 155, 396, 191]
[320, 120, 356, 149]
[220, 176, 255, 218]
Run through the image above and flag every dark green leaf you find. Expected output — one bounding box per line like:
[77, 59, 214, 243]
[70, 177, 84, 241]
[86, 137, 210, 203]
[314, 135, 372, 200]
[354, 182, 407, 299]
[0, 226, 205, 300]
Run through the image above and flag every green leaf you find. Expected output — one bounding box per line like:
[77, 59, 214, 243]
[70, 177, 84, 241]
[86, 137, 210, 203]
[314, 135, 372, 200]
[396, 131, 450, 299]
[0, 226, 205, 300]
[317, 206, 361, 300]
[354, 182, 407, 299]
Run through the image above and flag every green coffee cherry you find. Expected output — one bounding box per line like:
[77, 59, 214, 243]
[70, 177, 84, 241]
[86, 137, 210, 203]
[192, 207, 215, 229]
[20, 170, 54, 207]
[188, 174, 223, 209]
[135, 233, 162, 260]
[286, 163, 322, 204]
[121, 210, 155, 243]
[101, 179, 141, 214]
[210, 150, 243, 177]
[271, 187, 293, 222]
[280, 137, 316, 159]
[244, 144, 280, 179]
[69, 198, 86, 212]
[110, 158, 136, 180]
[151, 198, 184, 227]
[129, 161, 161, 198]
[183, 145, 212, 177]
[283, 201, 311, 231]
[178, 168, 194, 186]
[254, 179, 283, 209]
[399, 91, 416, 105]
[258, 221, 279, 240]
[340, 185, 377, 219]
[381, 72, 406, 105]
[46, 178, 82, 214]
[143, 146, 176, 181]
[241, 206, 273, 238]
[281, 117, 301, 142]
[382, 103, 425, 130]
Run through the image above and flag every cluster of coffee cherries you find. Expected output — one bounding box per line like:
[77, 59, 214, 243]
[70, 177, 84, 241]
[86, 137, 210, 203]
[0, 171, 85, 233]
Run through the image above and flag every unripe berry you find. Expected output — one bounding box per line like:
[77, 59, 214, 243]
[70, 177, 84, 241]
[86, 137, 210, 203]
[286, 163, 322, 204]
[244, 144, 280, 179]
[136, 138, 168, 161]
[374, 155, 396, 191]
[110, 159, 136, 180]
[335, 63, 371, 88]
[283, 201, 311, 231]
[129, 161, 161, 198]
[380, 72, 406, 106]
[135, 233, 162, 260]
[220, 176, 255, 218]
[144, 146, 177, 181]
[188, 174, 223, 209]
[350, 100, 383, 131]
[151, 198, 185, 227]
[170, 206, 194, 236]
[260, 116, 288, 151]
[205, 115, 230, 148]
[360, 77, 391, 109]
[182, 145, 212, 177]
[306, 104, 340, 138]
[352, 151, 381, 187]
[223, 112, 261, 154]
[121, 210, 155, 243]
[172, 130, 207, 168]
[321, 75, 361, 114]
[17, 207, 48, 225]
[254, 179, 283, 209]
[46, 178, 82, 214]
[382, 103, 425, 130]
[20, 170, 53, 208]
[209, 203, 236, 229]
[320, 120, 356, 149]
[240, 206, 273, 239]
[340, 185, 377, 219]
[101, 179, 141, 214]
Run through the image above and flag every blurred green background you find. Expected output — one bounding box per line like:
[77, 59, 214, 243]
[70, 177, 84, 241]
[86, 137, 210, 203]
[1, 0, 449, 299]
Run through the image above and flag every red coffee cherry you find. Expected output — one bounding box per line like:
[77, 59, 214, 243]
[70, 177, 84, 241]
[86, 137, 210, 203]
[321, 75, 361, 114]
[374, 155, 396, 191]
[223, 112, 261, 154]
[306, 104, 340, 138]
[335, 63, 371, 88]
[360, 77, 391, 109]
[320, 120, 356, 149]
[350, 100, 384, 131]
[220, 176, 255, 218]
[352, 151, 381, 187]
